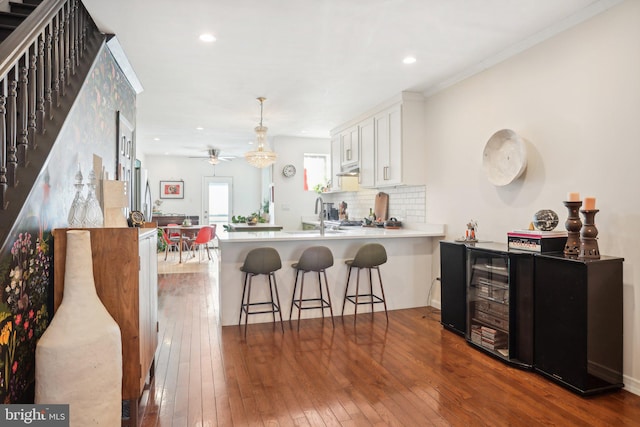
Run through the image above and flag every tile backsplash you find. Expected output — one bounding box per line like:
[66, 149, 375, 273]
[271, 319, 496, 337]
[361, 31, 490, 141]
[324, 185, 426, 222]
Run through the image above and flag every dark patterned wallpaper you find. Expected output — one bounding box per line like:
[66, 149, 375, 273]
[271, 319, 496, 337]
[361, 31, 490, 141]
[0, 44, 136, 403]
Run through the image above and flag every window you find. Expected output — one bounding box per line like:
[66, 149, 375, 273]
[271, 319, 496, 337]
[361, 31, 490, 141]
[303, 153, 330, 193]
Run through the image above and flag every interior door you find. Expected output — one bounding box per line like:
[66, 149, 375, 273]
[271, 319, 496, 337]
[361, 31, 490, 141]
[202, 177, 232, 229]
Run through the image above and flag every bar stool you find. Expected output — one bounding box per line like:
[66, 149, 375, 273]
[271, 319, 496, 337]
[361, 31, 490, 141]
[342, 243, 389, 324]
[238, 247, 284, 337]
[289, 246, 335, 330]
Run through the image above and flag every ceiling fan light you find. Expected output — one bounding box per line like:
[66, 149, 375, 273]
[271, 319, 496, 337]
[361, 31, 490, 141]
[208, 157, 220, 165]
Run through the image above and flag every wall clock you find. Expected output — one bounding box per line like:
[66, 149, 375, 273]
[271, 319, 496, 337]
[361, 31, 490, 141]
[282, 164, 296, 177]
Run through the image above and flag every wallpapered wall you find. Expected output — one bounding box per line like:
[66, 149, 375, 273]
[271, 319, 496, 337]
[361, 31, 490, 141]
[0, 44, 136, 403]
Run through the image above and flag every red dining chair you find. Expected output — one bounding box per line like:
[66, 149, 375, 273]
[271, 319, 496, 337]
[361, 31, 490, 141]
[186, 225, 216, 262]
[166, 223, 181, 240]
[161, 229, 181, 261]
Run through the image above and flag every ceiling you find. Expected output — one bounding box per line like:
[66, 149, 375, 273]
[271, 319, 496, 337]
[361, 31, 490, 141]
[81, 0, 619, 160]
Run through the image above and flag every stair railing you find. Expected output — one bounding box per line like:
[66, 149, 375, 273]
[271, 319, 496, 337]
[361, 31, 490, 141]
[0, 0, 99, 211]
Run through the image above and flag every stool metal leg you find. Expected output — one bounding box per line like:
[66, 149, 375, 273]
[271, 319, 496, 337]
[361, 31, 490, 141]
[269, 272, 285, 333]
[354, 267, 361, 325]
[296, 272, 305, 330]
[342, 267, 352, 316]
[369, 267, 375, 314]
[244, 274, 253, 338]
[376, 266, 389, 321]
[289, 270, 300, 321]
[239, 272, 249, 326]
[322, 269, 335, 326]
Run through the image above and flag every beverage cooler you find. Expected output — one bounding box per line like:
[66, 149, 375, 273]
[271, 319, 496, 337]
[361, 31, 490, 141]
[466, 243, 534, 368]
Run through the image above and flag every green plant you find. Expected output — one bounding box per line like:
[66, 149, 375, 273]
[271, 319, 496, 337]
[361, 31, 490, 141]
[262, 199, 269, 214]
[157, 229, 167, 252]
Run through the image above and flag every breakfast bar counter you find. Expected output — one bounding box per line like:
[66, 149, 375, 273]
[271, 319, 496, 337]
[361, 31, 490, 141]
[216, 224, 445, 326]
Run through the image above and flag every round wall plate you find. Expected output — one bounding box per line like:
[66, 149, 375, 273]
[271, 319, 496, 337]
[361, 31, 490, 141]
[482, 129, 527, 186]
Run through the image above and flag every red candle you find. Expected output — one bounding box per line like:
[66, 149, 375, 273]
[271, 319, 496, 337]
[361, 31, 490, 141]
[583, 197, 596, 210]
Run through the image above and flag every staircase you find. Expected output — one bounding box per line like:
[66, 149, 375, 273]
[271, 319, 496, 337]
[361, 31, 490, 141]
[0, 0, 104, 246]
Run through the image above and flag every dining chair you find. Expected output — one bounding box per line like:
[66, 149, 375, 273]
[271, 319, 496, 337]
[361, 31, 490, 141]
[161, 229, 180, 261]
[186, 225, 216, 262]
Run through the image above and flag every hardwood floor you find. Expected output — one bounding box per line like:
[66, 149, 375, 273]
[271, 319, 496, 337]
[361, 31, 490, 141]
[139, 258, 640, 426]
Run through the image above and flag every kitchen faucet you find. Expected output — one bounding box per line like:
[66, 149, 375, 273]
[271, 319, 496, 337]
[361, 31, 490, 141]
[315, 196, 325, 236]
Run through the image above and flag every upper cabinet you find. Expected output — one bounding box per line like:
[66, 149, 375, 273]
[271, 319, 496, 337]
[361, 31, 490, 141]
[331, 92, 426, 190]
[358, 117, 375, 187]
[340, 125, 360, 169]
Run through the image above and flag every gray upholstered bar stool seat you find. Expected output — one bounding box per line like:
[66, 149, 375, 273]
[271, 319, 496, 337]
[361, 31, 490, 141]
[239, 247, 284, 337]
[341, 243, 389, 324]
[289, 246, 335, 330]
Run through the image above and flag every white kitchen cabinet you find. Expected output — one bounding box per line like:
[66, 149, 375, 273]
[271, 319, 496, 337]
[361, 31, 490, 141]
[373, 93, 426, 187]
[330, 134, 343, 191]
[340, 125, 359, 169]
[358, 117, 375, 187]
[331, 92, 426, 189]
[374, 103, 402, 186]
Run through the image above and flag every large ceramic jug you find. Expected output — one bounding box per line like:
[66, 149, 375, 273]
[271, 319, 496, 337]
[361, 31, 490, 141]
[35, 230, 122, 426]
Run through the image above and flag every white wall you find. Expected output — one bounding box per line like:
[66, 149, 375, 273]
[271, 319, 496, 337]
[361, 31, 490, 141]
[425, 0, 640, 394]
[144, 155, 262, 222]
[271, 135, 331, 229]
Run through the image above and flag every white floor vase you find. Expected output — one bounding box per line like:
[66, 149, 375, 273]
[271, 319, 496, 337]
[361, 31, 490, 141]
[35, 230, 122, 426]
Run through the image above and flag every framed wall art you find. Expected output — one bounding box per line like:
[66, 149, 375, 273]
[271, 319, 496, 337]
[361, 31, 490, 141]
[116, 111, 135, 209]
[160, 180, 184, 199]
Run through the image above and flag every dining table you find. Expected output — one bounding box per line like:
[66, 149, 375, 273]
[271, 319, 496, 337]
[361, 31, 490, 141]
[162, 224, 209, 263]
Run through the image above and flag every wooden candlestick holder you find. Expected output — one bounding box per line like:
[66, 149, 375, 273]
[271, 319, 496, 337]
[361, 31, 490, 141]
[579, 209, 600, 259]
[563, 201, 582, 255]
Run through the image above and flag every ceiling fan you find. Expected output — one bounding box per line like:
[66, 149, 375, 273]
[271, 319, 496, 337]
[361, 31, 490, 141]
[190, 148, 235, 165]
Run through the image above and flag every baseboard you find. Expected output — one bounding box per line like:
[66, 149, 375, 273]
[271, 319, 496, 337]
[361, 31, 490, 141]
[623, 374, 640, 396]
[429, 299, 441, 310]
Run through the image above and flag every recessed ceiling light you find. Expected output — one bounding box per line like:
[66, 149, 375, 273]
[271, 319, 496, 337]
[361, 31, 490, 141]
[153, 137, 160, 141]
[196, 126, 204, 130]
[199, 33, 216, 43]
[403, 56, 417, 64]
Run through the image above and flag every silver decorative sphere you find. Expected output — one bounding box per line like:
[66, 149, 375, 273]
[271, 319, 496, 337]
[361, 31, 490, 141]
[533, 209, 559, 231]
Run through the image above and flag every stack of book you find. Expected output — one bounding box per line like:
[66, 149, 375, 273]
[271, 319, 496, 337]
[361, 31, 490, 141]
[480, 326, 507, 352]
[507, 229, 567, 253]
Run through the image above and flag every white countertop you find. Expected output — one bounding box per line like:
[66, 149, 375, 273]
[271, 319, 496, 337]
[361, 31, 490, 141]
[217, 223, 445, 243]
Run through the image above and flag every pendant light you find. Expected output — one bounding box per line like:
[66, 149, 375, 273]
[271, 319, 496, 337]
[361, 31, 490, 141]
[244, 97, 277, 168]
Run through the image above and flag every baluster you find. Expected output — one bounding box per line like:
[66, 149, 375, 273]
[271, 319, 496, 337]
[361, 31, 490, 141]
[45, 25, 53, 119]
[28, 44, 38, 148]
[7, 67, 18, 187]
[58, 8, 66, 98]
[37, 33, 46, 133]
[0, 80, 6, 208]
[81, 6, 87, 55]
[64, 2, 71, 88]
[17, 59, 29, 166]
[52, 15, 60, 107]
[70, 0, 77, 74]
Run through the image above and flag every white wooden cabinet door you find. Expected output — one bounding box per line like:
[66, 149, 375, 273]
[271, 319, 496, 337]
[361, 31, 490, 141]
[375, 103, 402, 186]
[138, 232, 158, 392]
[331, 134, 342, 191]
[340, 125, 359, 169]
[358, 117, 375, 187]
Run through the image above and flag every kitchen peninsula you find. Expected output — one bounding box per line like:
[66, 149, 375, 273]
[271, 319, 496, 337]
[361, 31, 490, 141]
[216, 225, 444, 326]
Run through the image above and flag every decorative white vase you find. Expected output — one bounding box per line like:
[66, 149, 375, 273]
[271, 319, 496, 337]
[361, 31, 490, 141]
[35, 230, 122, 426]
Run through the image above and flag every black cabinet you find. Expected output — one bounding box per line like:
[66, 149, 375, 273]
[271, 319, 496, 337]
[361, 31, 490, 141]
[466, 243, 534, 368]
[534, 254, 623, 395]
[439, 241, 467, 335]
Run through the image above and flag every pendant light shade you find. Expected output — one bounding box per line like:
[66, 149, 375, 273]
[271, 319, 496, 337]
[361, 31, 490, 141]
[244, 97, 277, 168]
